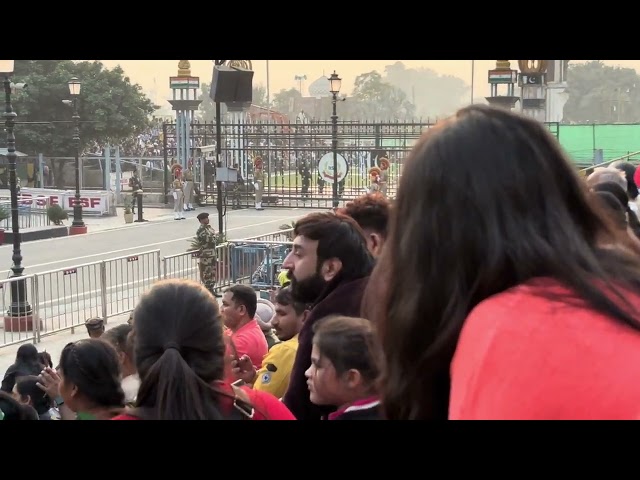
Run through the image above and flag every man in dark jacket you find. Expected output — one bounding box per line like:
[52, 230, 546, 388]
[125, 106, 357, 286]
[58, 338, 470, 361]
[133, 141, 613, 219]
[281, 211, 374, 420]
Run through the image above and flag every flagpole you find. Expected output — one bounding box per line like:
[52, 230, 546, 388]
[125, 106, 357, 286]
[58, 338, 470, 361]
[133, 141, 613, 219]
[266, 60, 271, 192]
[266, 60, 271, 118]
[471, 60, 475, 104]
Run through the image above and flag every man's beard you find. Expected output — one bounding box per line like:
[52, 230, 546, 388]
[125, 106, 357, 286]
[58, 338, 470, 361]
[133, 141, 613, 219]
[289, 272, 328, 305]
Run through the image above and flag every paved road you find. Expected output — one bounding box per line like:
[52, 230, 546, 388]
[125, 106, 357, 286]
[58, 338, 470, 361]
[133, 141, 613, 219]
[0, 207, 306, 275]
[0, 207, 315, 349]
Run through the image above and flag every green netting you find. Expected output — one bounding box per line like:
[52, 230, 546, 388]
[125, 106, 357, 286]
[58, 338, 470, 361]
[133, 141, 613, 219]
[547, 124, 640, 165]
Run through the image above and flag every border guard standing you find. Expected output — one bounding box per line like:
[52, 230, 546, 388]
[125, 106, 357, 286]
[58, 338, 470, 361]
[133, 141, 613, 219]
[253, 156, 265, 211]
[171, 163, 185, 220]
[195, 212, 221, 297]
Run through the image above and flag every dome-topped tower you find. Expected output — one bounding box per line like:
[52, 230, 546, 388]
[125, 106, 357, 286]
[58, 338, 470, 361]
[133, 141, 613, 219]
[308, 75, 331, 98]
[178, 60, 191, 76]
[227, 60, 253, 70]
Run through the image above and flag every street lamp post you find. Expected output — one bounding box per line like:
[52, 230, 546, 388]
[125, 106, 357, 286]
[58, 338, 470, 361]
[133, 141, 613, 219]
[1, 59, 32, 319]
[328, 71, 342, 208]
[214, 60, 225, 236]
[68, 77, 86, 235]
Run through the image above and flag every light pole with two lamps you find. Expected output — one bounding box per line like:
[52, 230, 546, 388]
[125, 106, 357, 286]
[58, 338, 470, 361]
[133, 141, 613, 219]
[67, 76, 87, 235]
[0, 60, 33, 329]
[328, 71, 342, 208]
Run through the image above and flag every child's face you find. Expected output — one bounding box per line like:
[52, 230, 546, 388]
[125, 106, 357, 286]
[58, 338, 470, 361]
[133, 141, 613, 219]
[305, 343, 344, 407]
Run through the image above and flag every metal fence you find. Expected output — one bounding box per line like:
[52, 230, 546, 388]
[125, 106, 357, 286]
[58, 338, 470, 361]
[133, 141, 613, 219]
[0, 230, 293, 349]
[163, 120, 430, 208]
[0, 275, 38, 348]
[0, 197, 51, 230]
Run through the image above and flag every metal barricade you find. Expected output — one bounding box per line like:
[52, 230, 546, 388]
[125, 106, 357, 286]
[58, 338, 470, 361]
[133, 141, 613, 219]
[0, 231, 294, 350]
[0, 197, 51, 230]
[162, 243, 232, 292]
[103, 250, 161, 317]
[163, 251, 200, 283]
[243, 228, 293, 243]
[0, 275, 38, 348]
[227, 240, 293, 290]
[35, 261, 103, 339]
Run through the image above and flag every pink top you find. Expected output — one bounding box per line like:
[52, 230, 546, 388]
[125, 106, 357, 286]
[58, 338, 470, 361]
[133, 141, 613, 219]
[449, 278, 640, 420]
[224, 319, 268, 382]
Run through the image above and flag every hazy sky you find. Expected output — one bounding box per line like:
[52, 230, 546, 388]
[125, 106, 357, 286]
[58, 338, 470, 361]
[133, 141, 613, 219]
[95, 60, 640, 108]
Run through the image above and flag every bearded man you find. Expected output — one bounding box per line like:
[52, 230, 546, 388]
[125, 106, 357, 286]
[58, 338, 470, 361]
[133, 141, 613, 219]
[281, 211, 374, 420]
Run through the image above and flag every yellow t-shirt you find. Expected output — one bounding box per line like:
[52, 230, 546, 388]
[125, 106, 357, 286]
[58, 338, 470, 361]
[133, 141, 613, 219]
[253, 335, 299, 399]
[278, 269, 290, 287]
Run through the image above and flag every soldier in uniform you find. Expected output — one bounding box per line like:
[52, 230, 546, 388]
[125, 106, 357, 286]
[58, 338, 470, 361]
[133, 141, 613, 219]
[195, 212, 221, 297]
[300, 160, 311, 199]
[231, 163, 244, 210]
[128, 169, 143, 215]
[253, 156, 265, 211]
[183, 165, 195, 211]
[379, 157, 390, 197]
[85, 317, 105, 339]
[171, 163, 185, 220]
[369, 166, 382, 193]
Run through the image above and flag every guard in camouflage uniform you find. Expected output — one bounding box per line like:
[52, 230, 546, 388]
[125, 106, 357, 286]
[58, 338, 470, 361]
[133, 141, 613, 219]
[231, 163, 244, 210]
[195, 212, 220, 297]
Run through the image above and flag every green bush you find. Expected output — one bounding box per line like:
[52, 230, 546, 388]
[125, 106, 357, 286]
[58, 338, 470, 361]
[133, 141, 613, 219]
[47, 205, 68, 225]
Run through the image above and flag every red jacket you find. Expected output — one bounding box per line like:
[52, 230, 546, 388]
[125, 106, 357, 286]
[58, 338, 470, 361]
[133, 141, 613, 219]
[112, 382, 295, 420]
[450, 278, 640, 420]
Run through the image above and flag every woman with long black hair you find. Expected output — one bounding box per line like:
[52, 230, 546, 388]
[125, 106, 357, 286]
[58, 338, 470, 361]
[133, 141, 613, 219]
[112, 279, 295, 420]
[364, 105, 640, 420]
[37, 339, 126, 420]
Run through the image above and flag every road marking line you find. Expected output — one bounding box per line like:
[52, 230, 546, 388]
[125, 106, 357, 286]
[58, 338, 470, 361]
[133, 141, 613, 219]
[0, 208, 309, 247]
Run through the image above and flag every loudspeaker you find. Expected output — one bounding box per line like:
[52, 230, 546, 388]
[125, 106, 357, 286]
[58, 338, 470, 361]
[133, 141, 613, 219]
[210, 65, 253, 104]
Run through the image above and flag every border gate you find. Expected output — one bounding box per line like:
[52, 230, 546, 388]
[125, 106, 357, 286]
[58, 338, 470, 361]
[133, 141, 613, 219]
[162, 120, 434, 208]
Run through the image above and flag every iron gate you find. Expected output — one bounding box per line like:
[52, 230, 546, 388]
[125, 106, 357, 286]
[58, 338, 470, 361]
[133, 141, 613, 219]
[162, 120, 434, 208]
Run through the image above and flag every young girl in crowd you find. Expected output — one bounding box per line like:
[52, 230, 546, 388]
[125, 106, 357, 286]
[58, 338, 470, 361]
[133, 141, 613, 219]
[13, 376, 55, 420]
[305, 315, 381, 420]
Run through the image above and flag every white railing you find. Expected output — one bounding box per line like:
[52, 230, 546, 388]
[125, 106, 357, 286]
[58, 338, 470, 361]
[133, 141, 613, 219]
[0, 230, 293, 349]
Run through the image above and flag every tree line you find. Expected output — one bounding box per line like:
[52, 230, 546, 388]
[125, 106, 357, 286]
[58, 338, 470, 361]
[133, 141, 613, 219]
[3, 60, 640, 161]
[3, 60, 156, 156]
[197, 61, 469, 122]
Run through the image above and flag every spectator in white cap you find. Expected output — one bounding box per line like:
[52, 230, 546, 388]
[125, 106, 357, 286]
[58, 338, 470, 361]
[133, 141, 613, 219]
[255, 298, 280, 350]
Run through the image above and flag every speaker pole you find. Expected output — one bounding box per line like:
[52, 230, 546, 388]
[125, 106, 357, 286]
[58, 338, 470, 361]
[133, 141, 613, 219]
[215, 60, 225, 237]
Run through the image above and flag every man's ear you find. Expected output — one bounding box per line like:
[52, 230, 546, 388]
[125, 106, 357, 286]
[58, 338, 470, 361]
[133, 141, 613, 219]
[369, 233, 383, 256]
[320, 258, 343, 282]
